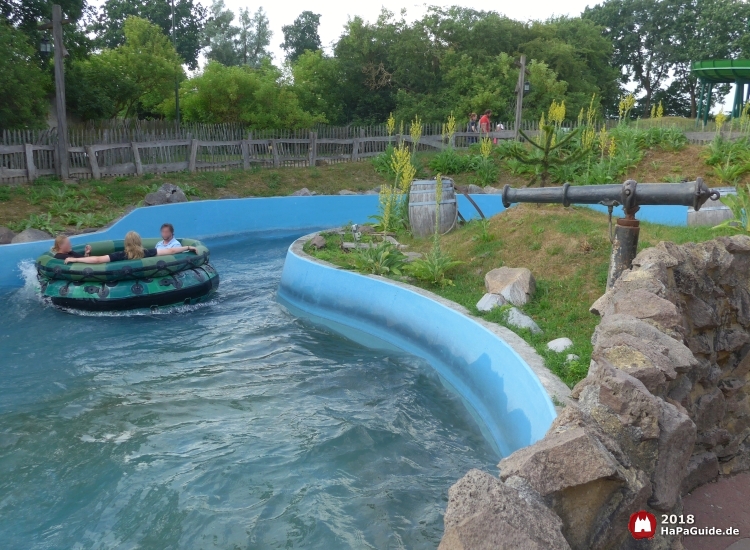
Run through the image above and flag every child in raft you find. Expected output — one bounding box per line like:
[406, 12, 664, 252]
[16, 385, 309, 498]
[51, 235, 91, 260]
[62, 231, 197, 264]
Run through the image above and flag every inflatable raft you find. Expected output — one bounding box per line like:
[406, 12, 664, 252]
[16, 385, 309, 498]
[36, 238, 219, 311]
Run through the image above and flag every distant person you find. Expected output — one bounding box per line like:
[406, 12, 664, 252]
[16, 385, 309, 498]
[467, 113, 478, 144]
[494, 122, 504, 144]
[156, 223, 180, 249]
[64, 231, 197, 265]
[52, 235, 91, 260]
[479, 110, 492, 135]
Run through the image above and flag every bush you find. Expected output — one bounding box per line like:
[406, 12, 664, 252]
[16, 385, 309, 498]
[429, 148, 474, 174]
[351, 242, 405, 276]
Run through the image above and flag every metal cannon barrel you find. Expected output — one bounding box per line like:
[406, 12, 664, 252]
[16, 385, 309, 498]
[502, 178, 720, 212]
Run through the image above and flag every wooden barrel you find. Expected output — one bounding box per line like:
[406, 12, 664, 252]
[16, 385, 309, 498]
[408, 178, 458, 238]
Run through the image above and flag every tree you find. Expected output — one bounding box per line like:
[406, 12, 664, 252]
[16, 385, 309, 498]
[0, 20, 49, 128]
[281, 11, 321, 62]
[67, 17, 183, 119]
[169, 61, 323, 128]
[202, 0, 238, 66]
[584, 0, 674, 116]
[92, 0, 207, 69]
[291, 50, 343, 123]
[237, 7, 272, 67]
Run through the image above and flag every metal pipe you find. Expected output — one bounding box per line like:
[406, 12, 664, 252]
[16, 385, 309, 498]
[502, 178, 719, 212]
[607, 219, 640, 289]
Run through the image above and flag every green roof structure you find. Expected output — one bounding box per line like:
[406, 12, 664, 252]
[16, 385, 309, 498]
[691, 59, 750, 124]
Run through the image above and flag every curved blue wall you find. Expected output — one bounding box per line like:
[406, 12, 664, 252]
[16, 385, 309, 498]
[0, 195, 506, 289]
[277, 241, 557, 457]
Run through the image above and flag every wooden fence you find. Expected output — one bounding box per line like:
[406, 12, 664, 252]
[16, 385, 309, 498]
[0, 122, 731, 184]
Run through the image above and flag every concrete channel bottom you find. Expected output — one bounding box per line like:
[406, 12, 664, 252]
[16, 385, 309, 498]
[683, 472, 750, 550]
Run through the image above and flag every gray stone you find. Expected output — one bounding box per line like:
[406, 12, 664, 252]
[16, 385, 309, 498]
[291, 187, 312, 196]
[483, 186, 502, 194]
[143, 183, 187, 206]
[359, 225, 375, 234]
[485, 267, 536, 306]
[403, 252, 423, 263]
[363, 190, 379, 195]
[309, 235, 326, 250]
[506, 307, 542, 334]
[547, 337, 573, 353]
[10, 228, 52, 243]
[649, 400, 696, 510]
[439, 469, 571, 550]
[567, 354, 580, 362]
[467, 184, 484, 194]
[608, 289, 684, 334]
[681, 452, 719, 494]
[0, 226, 16, 244]
[476, 293, 506, 312]
[338, 189, 357, 195]
[694, 388, 726, 431]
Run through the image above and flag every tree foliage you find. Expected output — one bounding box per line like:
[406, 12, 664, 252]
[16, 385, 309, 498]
[67, 17, 183, 119]
[169, 61, 323, 129]
[92, 0, 206, 69]
[0, 20, 49, 128]
[202, 0, 271, 68]
[281, 11, 321, 62]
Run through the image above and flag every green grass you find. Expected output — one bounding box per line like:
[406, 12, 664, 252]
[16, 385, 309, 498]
[305, 205, 736, 388]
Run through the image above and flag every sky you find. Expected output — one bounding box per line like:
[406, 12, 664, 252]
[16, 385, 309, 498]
[229, 0, 596, 63]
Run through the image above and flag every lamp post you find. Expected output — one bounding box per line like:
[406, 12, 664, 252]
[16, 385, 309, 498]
[171, 0, 181, 126]
[38, 5, 70, 180]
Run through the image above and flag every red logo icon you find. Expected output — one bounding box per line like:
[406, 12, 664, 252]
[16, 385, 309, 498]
[628, 510, 657, 539]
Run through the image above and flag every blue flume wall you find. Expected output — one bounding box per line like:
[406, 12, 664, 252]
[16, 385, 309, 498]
[0, 195, 504, 289]
[277, 243, 557, 457]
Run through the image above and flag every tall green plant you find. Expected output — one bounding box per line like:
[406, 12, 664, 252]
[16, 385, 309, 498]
[510, 122, 586, 187]
[714, 184, 750, 232]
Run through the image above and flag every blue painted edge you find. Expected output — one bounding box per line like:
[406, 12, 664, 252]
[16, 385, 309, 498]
[0, 194, 504, 289]
[276, 236, 559, 458]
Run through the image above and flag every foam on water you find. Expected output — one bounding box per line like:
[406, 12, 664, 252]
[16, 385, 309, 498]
[0, 234, 498, 549]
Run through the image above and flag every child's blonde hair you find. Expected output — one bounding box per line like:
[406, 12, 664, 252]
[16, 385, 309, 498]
[51, 235, 68, 253]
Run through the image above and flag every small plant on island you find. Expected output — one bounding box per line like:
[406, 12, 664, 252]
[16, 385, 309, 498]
[713, 184, 750, 233]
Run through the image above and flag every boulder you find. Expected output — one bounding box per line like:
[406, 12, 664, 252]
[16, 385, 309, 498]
[467, 184, 484, 194]
[439, 469, 570, 550]
[403, 252, 423, 263]
[483, 186, 502, 194]
[0, 226, 16, 244]
[485, 267, 536, 306]
[338, 189, 357, 195]
[694, 388, 726, 431]
[681, 452, 719, 494]
[476, 293, 506, 312]
[607, 289, 684, 334]
[506, 307, 542, 334]
[359, 225, 375, 234]
[548, 337, 573, 353]
[291, 187, 312, 196]
[567, 354, 580, 362]
[649, 400, 696, 510]
[143, 183, 187, 206]
[10, 228, 52, 243]
[309, 235, 326, 250]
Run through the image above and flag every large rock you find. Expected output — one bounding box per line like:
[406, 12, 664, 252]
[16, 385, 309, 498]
[606, 289, 685, 335]
[439, 469, 570, 550]
[338, 189, 357, 195]
[291, 187, 312, 196]
[466, 184, 484, 194]
[0, 226, 16, 244]
[506, 307, 542, 334]
[11, 228, 52, 243]
[485, 267, 536, 306]
[681, 452, 719, 494]
[694, 388, 726, 431]
[476, 293, 505, 312]
[483, 186, 502, 194]
[143, 183, 187, 206]
[548, 337, 573, 353]
[649, 399, 696, 510]
[309, 235, 326, 250]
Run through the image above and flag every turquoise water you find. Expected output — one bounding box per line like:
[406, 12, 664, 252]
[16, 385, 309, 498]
[0, 234, 497, 549]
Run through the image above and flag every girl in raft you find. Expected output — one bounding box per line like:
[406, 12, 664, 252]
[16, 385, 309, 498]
[63, 231, 197, 264]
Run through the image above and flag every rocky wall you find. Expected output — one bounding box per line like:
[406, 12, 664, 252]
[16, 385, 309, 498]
[439, 235, 750, 550]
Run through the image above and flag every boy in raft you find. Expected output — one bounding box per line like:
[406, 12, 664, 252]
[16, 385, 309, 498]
[156, 223, 181, 249]
[64, 231, 197, 264]
[52, 235, 91, 260]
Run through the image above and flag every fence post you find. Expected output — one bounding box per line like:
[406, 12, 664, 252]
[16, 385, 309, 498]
[188, 139, 199, 172]
[272, 139, 280, 168]
[308, 131, 317, 167]
[352, 137, 360, 161]
[24, 143, 37, 182]
[241, 139, 251, 170]
[131, 142, 143, 176]
[85, 145, 101, 179]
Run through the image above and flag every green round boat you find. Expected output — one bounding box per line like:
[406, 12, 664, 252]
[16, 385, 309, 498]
[36, 238, 220, 311]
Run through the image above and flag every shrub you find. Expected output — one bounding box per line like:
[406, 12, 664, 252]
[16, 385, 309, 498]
[351, 242, 405, 276]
